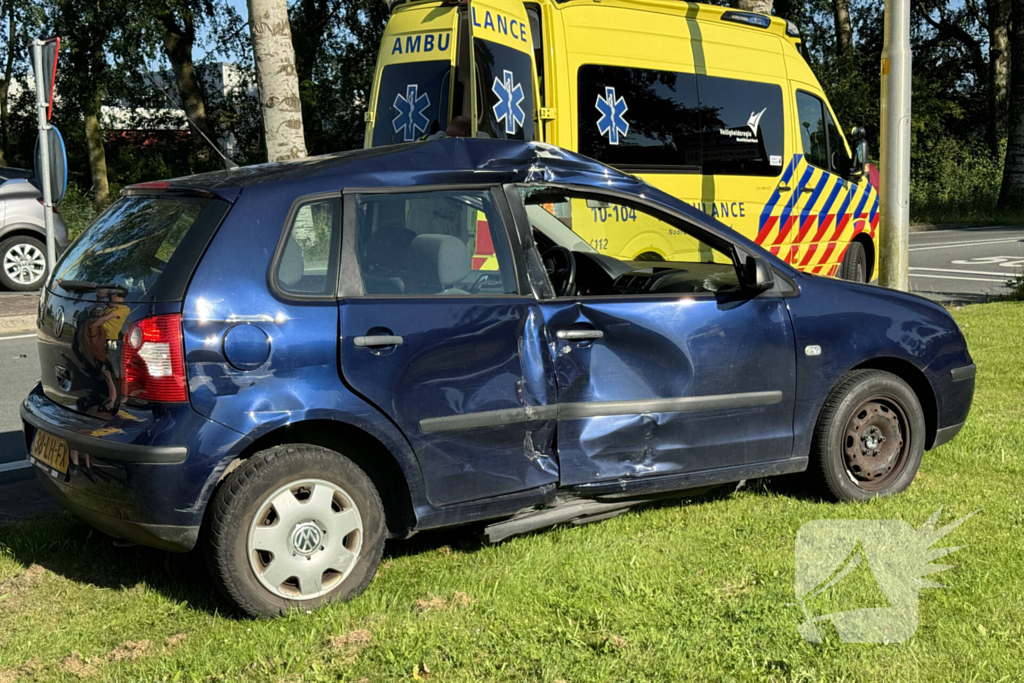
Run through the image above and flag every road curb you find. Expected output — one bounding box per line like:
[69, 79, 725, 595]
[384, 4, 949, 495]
[0, 315, 36, 336]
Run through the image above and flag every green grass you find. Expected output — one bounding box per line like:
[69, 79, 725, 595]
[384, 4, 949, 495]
[2, 303, 1023, 682]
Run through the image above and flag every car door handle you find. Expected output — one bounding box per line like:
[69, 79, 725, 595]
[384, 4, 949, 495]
[777, 185, 792, 193]
[800, 186, 816, 194]
[353, 335, 403, 348]
[556, 329, 604, 341]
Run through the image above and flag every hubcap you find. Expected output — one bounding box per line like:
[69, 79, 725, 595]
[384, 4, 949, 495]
[247, 479, 363, 600]
[3, 243, 46, 285]
[843, 397, 910, 490]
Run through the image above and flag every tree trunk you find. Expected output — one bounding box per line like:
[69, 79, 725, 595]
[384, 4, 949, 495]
[158, 7, 216, 156]
[84, 89, 109, 208]
[987, 0, 1011, 150]
[833, 0, 853, 55]
[248, 0, 307, 162]
[998, 1, 1024, 211]
[731, 0, 773, 13]
[0, 2, 14, 166]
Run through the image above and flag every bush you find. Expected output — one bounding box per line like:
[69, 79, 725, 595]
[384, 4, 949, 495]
[909, 139, 1021, 224]
[58, 182, 120, 241]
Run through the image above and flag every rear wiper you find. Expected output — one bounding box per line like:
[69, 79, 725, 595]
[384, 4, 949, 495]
[58, 280, 128, 294]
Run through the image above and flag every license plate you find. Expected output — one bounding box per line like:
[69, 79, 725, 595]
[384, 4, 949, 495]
[31, 430, 70, 475]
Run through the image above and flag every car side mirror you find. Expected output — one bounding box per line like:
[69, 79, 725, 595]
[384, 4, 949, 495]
[743, 256, 775, 293]
[849, 126, 869, 180]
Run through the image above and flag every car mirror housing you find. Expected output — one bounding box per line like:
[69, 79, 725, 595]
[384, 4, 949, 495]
[743, 255, 775, 293]
[849, 127, 869, 181]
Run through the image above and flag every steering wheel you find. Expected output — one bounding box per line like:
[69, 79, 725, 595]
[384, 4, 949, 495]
[541, 245, 577, 297]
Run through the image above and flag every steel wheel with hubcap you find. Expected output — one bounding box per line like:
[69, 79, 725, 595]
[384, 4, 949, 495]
[247, 479, 363, 600]
[810, 369, 925, 501]
[206, 444, 386, 617]
[0, 236, 47, 291]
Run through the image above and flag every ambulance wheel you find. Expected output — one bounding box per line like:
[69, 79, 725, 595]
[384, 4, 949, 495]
[839, 241, 868, 283]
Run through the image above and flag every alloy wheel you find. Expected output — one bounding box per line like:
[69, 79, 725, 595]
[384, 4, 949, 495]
[3, 243, 46, 286]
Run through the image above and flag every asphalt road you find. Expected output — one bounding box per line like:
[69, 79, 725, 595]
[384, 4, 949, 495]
[907, 226, 1024, 303]
[0, 225, 1020, 484]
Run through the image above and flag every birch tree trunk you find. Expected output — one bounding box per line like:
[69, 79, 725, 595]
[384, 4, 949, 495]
[248, 0, 307, 162]
[998, 0, 1024, 211]
[731, 0, 773, 14]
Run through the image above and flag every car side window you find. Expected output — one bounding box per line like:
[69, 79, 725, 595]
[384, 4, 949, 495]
[275, 197, 341, 297]
[352, 189, 518, 296]
[796, 91, 829, 171]
[520, 186, 741, 295]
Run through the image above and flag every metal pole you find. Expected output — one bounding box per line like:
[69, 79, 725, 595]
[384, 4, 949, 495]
[32, 40, 56, 280]
[878, 0, 912, 291]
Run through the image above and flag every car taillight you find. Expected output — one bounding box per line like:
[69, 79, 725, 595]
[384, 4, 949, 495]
[121, 314, 188, 402]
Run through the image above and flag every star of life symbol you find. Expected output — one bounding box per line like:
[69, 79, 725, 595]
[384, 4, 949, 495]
[792, 507, 977, 643]
[492, 69, 526, 135]
[392, 84, 431, 142]
[747, 107, 767, 136]
[596, 86, 629, 145]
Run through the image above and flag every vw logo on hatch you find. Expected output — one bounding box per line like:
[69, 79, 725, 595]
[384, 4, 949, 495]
[290, 523, 323, 556]
[53, 307, 65, 338]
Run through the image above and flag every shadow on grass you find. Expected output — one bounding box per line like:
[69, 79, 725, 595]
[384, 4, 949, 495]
[0, 512, 230, 616]
[0, 478, 809, 617]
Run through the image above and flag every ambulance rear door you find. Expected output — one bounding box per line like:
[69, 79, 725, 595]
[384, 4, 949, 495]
[365, 3, 460, 147]
[468, 0, 541, 140]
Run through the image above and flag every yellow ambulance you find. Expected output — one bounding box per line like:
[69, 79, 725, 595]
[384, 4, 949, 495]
[364, 0, 879, 281]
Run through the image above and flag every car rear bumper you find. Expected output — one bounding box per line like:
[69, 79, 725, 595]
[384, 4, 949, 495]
[20, 383, 248, 552]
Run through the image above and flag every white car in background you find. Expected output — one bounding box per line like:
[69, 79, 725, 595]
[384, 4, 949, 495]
[0, 168, 69, 291]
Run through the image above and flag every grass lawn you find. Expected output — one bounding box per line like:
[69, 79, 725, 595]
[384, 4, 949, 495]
[1, 303, 1023, 682]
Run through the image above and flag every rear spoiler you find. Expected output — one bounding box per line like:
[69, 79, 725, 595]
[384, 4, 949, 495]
[121, 181, 241, 203]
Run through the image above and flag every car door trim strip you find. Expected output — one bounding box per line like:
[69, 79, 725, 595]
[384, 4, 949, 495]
[418, 391, 783, 433]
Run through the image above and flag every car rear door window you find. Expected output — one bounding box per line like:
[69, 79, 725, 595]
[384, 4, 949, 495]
[352, 189, 517, 295]
[275, 197, 342, 297]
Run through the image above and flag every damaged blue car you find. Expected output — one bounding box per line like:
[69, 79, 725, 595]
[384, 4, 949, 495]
[22, 139, 975, 616]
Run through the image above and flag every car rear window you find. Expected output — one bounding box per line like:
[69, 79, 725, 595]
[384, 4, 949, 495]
[53, 195, 227, 302]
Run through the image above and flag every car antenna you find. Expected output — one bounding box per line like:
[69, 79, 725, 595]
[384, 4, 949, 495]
[144, 72, 240, 171]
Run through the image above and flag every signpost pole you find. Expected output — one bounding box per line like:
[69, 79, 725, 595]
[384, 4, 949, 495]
[32, 39, 56, 278]
[878, 0, 912, 291]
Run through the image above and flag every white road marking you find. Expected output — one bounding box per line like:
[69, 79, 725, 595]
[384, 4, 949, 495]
[909, 238, 1024, 252]
[0, 460, 31, 474]
[0, 333, 35, 342]
[910, 266, 1022, 277]
[909, 273, 1008, 283]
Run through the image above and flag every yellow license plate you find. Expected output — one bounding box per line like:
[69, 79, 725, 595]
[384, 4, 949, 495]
[32, 430, 70, 474]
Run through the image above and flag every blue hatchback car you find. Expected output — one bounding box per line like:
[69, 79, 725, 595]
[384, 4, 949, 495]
[22, 139, 975, 616]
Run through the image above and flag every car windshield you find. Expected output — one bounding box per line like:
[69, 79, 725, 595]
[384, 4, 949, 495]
[525, 205, 598, 254]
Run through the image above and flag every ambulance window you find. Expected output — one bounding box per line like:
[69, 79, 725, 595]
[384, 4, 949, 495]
[576, 65, 701, 171]
[372, 62, 452, 147]
[695, 75, 784, 177]
[796, 91, 829, 170]
[825, 109, 851, 176]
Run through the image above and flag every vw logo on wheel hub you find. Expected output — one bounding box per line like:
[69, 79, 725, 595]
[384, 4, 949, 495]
[290, 522, 323, 556]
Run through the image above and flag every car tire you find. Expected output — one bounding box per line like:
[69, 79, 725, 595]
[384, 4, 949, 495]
[838, 241, 868, 283]
[0, 235, 48, 291]
[809, 369, 925, 502]
[205, 444, 386, 617]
